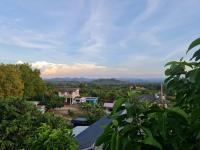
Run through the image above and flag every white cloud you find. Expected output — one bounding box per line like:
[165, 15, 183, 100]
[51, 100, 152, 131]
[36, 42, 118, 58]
[31, 61, 107, 78]
[132, 0, 160, 24]
[16, 60, 24, 64]
[0, 20, 62, 50]
[16, 60, 163, 78]
[78, 1, 106, 61]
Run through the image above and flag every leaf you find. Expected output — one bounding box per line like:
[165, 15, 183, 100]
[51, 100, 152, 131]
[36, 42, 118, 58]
[188, 70, 198, 83]
[191, 49, 200, 61]
[112, 119, 118, 127]
[143, 128, 162, 150]
[116, 133, 119, 150]
[187, 38, 200, 53]
[167, 107, 188, 123]
[165, 69, 171, 76]
[165, 61, 178, 67]
[111, 132, 117, 150]
[95, 132, 111, 146]
[122, 124, 135, 134]
[196, 131, 200, 140]
[112, 98, 125, 113]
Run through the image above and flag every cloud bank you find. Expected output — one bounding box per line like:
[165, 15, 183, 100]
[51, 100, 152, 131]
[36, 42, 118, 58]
[16, 60, 162, 78]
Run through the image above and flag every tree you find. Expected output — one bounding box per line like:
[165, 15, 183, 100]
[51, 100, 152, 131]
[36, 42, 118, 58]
[41, 84, 65, 110]
[27, 123, 77, 150]
[18, 64, 46, 99]
[42, 94, 65, 110]
[0, 64, 24, 98]
[0, 98, 77, 150]
[0, 64, 46, 100]
[80, 103, 105, 124]
[96, 38, 200, 150]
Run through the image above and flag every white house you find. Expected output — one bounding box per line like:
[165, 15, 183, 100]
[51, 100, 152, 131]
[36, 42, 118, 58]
[56, 87, 80, 104]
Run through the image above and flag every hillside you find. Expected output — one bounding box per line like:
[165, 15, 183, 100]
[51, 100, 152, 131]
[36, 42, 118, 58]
[91, 78, 128, 85]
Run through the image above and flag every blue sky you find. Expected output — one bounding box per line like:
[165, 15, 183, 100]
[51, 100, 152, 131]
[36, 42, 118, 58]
[0, 0, 200, 78]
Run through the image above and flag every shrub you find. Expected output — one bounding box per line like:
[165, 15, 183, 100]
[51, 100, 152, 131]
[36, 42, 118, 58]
[0, 98, 77, 150]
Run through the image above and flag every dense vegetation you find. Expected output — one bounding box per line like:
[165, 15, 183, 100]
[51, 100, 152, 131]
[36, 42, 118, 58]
[0, 98, 77, 150]
[46, 79, 161, 103]
[80, 103, 105, 124]
[0, 64, 46, 99]
[0, 64, 76, 149]
[96, 38, 200, 150]
[0, 64, 65, 109]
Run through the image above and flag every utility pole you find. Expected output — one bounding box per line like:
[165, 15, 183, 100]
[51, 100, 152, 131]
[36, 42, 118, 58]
[160, 82, 163, 103]
[160, 82, 167, 108]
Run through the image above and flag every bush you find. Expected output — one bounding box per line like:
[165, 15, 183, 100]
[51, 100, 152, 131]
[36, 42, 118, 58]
[80, 103, 105, 124]
[42, 94, 65, 110]
[0, 98, 77, 150]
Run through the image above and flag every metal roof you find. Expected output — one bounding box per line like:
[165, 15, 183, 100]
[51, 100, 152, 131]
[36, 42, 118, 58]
[73, 126, 89, 137]
[103, 102, 114, 108]
[75, 117, 111, 150]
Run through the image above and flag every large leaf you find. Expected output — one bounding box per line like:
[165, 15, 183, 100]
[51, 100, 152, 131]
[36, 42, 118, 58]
[165, 61, 178, 67]
[167, 107, 189, 123]
[112, 98, 125, 114]
[143, 128, 162, 150]
[111, 132, 117, 150]
[187, 38, 200, 53]
[191, 49, 200, 61]
[111, 132, 119, 150]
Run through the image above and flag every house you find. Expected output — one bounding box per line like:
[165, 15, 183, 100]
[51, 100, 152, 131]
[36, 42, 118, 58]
[75, 117, 111, 150]
[103, 102, 114, 113]
[85, 97, 98, 104]
[56, 87, 80, 104]
[73, 126, 89, 136]
[72, 97, 98, 105]
[72, 97, 87, 104]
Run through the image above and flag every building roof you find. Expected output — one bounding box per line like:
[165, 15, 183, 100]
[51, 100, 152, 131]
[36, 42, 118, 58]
[138, 94, 156, 102]
[85, 97, 98, 100]
[55, 87, 79, 93]
[103, 102, 114, 108]
[71, 117, 89, 126]
[75, 117, 111, 150]
[73, 126, 89, 136]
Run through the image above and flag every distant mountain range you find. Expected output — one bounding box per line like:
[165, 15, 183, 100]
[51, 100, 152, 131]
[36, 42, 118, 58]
[44, 77, 164, 84]
[45, 77, 93, 82]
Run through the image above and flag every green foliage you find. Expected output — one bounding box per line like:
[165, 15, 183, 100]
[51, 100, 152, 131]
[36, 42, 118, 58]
[0, 98, 77, 150]
[0, 64, 46, 100]
[0, 64, 63, 109]
[46, 78, 160, 103]
[18, 64, 46, 99]
[80, 103, 105, 124]
[41, 85, 65, 110]
[27, 123, 77, 150]
[79, 84, 130, 102]
[0, 64, 24, 98]
[42, 94, 65, 110]
[96, 38, 200, 150]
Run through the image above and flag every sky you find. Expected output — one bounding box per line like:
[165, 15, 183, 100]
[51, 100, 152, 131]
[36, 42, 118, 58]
[0, 0, 200, 78]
